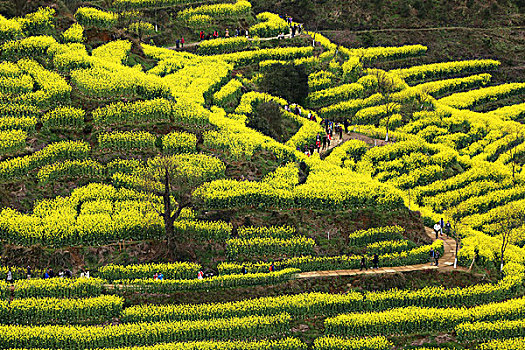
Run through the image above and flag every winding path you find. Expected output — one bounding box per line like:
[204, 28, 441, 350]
[319, 130, 391, 157]
[167, 33, 303, 50]
[297, 227, 463, 279]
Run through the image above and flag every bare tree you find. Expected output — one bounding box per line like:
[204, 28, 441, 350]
[496, 203, 523, 272]
[137, 155, 224, 257]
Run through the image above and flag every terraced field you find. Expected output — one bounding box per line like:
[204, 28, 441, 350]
[0, 1, 525, 349]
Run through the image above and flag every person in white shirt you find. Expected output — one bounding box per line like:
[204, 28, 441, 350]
[433, 222, 441, 240]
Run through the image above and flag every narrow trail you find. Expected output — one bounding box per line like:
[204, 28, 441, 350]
[319, 130, 390, 157]
[297, 227, 462, 279]
[103, 227, 461, 290]
[168, 25, 525, 50]
[166, 33, 302, 50]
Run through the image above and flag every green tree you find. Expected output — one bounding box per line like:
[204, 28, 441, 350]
[373, 70, 398, 142]
[247, 101, 300, 143]
[258, 62, 309, 105]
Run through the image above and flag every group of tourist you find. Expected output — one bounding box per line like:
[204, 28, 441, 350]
[153, 272, 165, 280]
[174, 36, 185, 48]
[360, 253, 380, 270]
[283, 104, 352, 156]
[299, 118, 349, 157]
[4, 266, 88, 283]
[429, 248, 441, 266]
[240, 263, 275, 274]
[199, 28, 249, 42]
[433, 218, 451, 239]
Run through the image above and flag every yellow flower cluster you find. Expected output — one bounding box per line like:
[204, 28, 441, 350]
[74, 7, 119, 29]
[413, 73, 491, 97]
[114, 269, 299, 293]
[178, 1, 252, 22]
[325, 296, 525, 337]
[226, 237, 316, 259]
[14, 278, 105, 298]
[314, 336, 392, 350]
[249, 12, 289, 38]
[0, 313, 292, 348]
[0, 140, 90, 182]
[306, 83, 364, 108]
[198, 37, 254, 55]
[62, 23, 84, 43]
[41, 106, 85, 129]
[37, 159, 105, 183]
[99, 131, 157, 151]
[213, 79, 243, 109]
[0, 129, 26, 156]
[162, 131, 197, 154]
[99, 261, 201, 281]
[390, 59, 500, 83]
[0, 295, 123, 325]
[439, 83, 525, 109]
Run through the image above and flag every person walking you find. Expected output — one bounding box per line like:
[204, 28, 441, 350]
[291, 25, 296, 38]
[26, 266, 31, 279]
[434, 250, 440, 266]
[360, 255, 367, 270]
[372, 254, 379, 269]
[439, 218, 445, 236]
[322, 134, 327, 150]
[338, 124, 343, 139]
[175, 39, 180, 49]
[181, 36, 185, 48]
[199, 31, 204, 41]
[344, 118, 349, 133]
[429, 248, 435, 266]
[6, 269, 13, 284]
[241, 265, 247, 274]
[158, 273, 164, 280]
[444, 220, 451, 236]
[433, 222, 441, 239]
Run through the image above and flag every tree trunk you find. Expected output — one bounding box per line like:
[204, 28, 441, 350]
[385, 114, 390, 142]
[500, 240, 506, 272]
[163, 168, 177, 258]
[165, 215, 177, 257]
